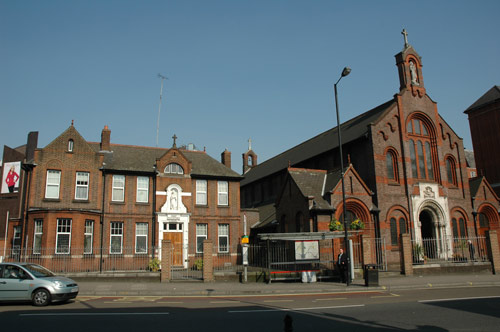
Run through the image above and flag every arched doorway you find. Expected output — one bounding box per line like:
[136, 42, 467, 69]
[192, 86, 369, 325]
[420, 210, 434, 239]
[417, 203, 451, 260]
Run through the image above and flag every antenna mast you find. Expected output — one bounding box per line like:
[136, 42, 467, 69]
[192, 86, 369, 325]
[156, 74, 168, 147]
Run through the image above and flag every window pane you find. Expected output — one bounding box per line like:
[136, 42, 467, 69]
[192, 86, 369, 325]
[137, 176, 149, 203]
[417, 141, 425, 178]
[46, 170, 61, 199]
[399, 218, 406, 234]
[390, 218, 398, 245]
[196, 224, 208, 253]
[459, 218, 466, 237]
[386, 152, 395, 180]
[196, 180, 207, 205]
[218, 181, 228, 205]
[452, 218, 458, 238]
[407, 121, 413, 133]
[425, 142, 434, 180]
[112, 175, 125, 201]
[446, 159, 454, 184]
[414, 119, 421, 135]
[409, 140, 418, 178]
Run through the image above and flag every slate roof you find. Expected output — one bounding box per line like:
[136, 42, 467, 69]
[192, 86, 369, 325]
[250, 203, 277, 229]
[88, 143, 242, 179]
[288, 169, 332, 210]
[464, 149, 476, 168]
[469, 177, 483, 198]
[241, 99, 395, 186]
[464, 86, 500, 113]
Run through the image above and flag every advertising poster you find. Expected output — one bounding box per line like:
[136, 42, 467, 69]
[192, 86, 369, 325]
[295, 240, 319, 261]
[1, 161, 21, 194]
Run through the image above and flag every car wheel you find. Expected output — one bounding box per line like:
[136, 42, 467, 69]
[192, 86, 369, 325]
[32, 289, 51, 306]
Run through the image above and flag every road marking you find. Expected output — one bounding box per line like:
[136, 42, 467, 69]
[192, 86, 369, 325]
[263, 299, 294, 303]
[419, 295, 500, 303]
[315, 297, 347, 301]
[228, 304, 364, 313]
[210, 301, 241, 304]
[157, 301, 184, 304]
[20, 312, 170, 317]
[371, 293, 400, 298]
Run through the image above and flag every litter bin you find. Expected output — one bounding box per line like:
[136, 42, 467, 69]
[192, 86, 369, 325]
[364, 264, 379, 286]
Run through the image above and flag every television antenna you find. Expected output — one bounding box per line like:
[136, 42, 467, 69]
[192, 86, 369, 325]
[156, 74, 168, 147]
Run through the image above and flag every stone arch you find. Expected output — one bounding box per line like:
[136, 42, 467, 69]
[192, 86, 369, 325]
[477, 203, 500, 236]
[334, 198, 371, 229]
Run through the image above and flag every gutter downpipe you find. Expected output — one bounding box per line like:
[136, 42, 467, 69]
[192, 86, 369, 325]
[99, 170, 106, 273]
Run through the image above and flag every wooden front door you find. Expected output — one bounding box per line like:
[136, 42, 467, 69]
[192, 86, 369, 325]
[164, 232, 183, 266]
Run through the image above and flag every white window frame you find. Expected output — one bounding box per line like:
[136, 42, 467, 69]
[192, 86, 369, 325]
[56, 219, 72, 254]
[75, 172, 89, 200]
[68, 139, 74, 152]
[112, 175, 125, 202]
[218, 224, 229, 253]
[196, 180, 207, 205]
[45, 170, 61, 199]
[164, 163, 184, 174]
[218, 181, 229, 206]
[33, 219, 43, 254]
[84, 220, 94, 254]
[135, 223, 148, 254]
[136, 176, 149, 203]
[196, 224, 208, 253]
[110, 222, 123, 254]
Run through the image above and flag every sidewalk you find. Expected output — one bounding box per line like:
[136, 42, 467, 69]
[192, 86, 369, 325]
[75, 272, 500, 297]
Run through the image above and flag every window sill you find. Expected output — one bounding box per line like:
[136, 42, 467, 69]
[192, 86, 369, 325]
[110, 201, 126, 205]
[195, 204, 208, 208]
[388, 182, 400, 186]
[217, 205, 230, 208]
[135, 202, 150, 206]
[43, 198, 61, 203]
[73, 199, 90, 203]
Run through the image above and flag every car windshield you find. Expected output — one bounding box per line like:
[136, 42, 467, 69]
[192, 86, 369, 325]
[22, 264, 55, 278]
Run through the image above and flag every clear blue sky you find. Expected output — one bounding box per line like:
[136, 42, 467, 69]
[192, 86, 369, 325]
[1, 0, 499, 174]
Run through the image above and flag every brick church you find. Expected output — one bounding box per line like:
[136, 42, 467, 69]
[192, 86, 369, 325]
[241, 31, 500, 269]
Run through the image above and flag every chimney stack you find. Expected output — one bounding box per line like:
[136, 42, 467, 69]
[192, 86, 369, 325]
[221, 149, 231, 169]
[100, 125, 111, 151]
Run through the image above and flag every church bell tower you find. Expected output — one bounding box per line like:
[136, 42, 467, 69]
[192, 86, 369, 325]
[395, 29, 426, 98]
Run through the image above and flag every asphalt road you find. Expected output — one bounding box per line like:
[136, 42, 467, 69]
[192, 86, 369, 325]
[2, 286, 500, 331]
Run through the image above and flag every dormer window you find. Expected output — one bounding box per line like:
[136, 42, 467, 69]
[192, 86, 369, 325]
[68, 139, 74, 152]
[164, 163, 184, 175]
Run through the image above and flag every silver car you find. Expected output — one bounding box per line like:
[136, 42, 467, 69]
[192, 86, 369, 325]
[0, 262, 79, 306]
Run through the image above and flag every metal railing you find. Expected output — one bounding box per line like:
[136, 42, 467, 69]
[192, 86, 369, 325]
[0, 246, 156, 273]
[412, 236, 489, 264]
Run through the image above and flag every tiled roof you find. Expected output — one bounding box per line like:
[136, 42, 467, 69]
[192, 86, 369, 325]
[242, 99, 395, 186]
[89, 143, 242, 179]
[469, 177, 483, 198]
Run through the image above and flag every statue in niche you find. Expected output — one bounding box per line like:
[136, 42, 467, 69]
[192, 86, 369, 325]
[409, 61, 419, 85]
[424, 186, 435, 198]
[170, 189, 178, 211]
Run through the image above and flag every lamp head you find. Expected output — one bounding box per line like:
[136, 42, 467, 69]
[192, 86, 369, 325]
[341, 67, 351, 77]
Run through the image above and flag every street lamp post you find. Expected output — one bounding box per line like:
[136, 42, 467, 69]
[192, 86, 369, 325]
[334, 67, 351, 285]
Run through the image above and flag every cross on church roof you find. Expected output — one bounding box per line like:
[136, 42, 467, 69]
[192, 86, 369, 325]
[172, 134, 177, 148]
[402, 28, 410, 48]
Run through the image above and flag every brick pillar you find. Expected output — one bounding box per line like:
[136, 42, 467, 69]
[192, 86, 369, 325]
[400, 233, 413, 276]
[362, 236, 374, 265]
[486, 230, 500, 274]
[161, 240, 172, 283]
[203, 240, 214, 282]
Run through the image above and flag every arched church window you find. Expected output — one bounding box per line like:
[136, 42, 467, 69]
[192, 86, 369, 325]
[446, 157, 457, 186]
[390, 217, 407, 246]
[452, 217, 467, 238]
[408, 117, 436, 181]
[386, 149, 399, 182]
[164, 163, 184, 175]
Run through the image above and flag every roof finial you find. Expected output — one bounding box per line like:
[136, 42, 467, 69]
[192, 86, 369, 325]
[172, 134, 177, 148]
[71, 119, 74, 126]
[401, 28, 410, 49]
[248, 138, 252, 151]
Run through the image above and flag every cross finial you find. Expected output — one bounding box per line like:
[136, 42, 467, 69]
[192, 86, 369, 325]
[172, 134, 177, 148]
[401, 29, 409, 48]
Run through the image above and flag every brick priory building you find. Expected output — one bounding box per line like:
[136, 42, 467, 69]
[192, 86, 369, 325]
[241, 32, 500, 270]
[1, 123, 244, 271]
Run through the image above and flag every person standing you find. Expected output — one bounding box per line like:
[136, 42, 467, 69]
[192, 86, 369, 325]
[337, 248, 348, 283]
